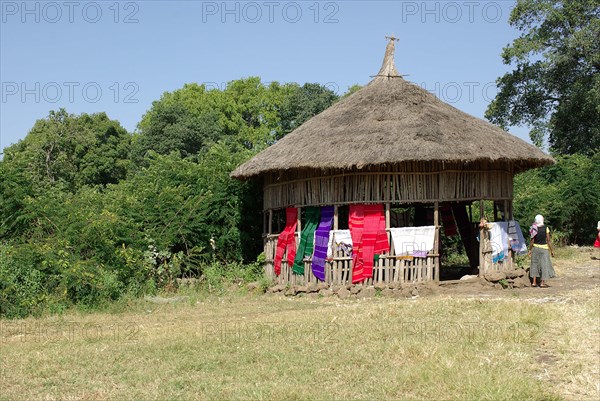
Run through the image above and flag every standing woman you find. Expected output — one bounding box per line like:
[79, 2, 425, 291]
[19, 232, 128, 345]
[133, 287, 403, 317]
[528, 214, 555, 288]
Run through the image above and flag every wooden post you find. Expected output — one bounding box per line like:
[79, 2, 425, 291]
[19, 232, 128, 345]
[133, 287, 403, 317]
[297, 207, 302, 237]
[385, 203, 391, 229]
[268, 210, 273, 234]
[434, 201, 440, 282]
[478, 200, 484, 275]
[333, 205, 339, 230]
[493, 202, 498, 221]
[504, 199, 512, 269]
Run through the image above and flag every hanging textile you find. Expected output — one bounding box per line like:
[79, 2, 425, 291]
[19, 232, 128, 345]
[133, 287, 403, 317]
[490, 222, 509, 263]
[441, 205, 458, 236]
[508, 220, 528, 254]
[326, 230, 353, 258]
[292, 207, 320, 275]
[311, 206, 335, 281]
[350, 204, 389, 283]
[389, 226, 436, 258]
[349, 205, 365, 283]
[274, 208, 298, 276]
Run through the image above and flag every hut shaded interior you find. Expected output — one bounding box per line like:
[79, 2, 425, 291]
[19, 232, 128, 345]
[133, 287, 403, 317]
[231, 38, 554, 286]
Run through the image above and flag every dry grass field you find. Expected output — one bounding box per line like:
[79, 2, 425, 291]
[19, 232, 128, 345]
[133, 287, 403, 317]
[1, 247, 598, 401]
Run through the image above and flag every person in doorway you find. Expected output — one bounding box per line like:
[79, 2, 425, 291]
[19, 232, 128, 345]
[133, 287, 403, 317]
[528, 214, 555, 288]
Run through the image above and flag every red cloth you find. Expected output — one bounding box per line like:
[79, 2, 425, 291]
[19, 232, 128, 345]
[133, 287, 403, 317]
[350, 204, 389, 283]
[441, 205, 458, 236]
[274, 208, 298, 276]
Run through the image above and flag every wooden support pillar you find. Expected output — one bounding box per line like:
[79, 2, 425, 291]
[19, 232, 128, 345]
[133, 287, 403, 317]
[385, 203, 391, 229]
[504, 199, 512, 268]
[434, 201, 440, 282]
[493, 202, 498, 221]
[478, 200, 485, 275]
[333, 205, 339, 230]
[296, 207, 302, 241]
[268, 210, 273, 234]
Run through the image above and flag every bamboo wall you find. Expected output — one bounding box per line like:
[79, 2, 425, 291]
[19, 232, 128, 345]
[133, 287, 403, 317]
[263, 168, 513, 211]
[263, 230, 439, 286]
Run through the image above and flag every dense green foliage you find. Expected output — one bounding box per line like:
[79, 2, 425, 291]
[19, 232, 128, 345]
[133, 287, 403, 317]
[0, 78, 337, 318]
[513, 151, 600, 245]
[485, 0, 600, 154]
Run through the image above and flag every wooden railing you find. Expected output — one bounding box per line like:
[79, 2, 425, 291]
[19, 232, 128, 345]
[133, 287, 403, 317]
[263, 231, 439, 286]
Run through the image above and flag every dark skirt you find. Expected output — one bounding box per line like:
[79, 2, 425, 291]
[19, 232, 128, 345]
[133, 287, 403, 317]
[530, 247, 555, 280]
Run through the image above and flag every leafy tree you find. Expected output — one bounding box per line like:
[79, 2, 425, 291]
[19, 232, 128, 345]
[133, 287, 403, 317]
[278, 82, 339, 137]
[485, 0, 600, 154]
[513, 151, 600, 244]
[131, 100, 221, 162]
[2, 109, 131, 191]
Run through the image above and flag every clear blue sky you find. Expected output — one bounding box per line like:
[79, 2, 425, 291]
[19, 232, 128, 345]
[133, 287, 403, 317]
[1, 0, 530, 151]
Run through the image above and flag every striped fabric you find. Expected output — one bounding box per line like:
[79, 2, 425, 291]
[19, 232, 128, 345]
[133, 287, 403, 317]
[274, 207, 298, 276]
[292, 207, 320, 275]
[311, 206, 335, 281]
[350, 204, 389, 283]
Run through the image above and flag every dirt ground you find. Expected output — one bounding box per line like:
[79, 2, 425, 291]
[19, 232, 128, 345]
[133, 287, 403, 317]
[432, 246, 600, 300]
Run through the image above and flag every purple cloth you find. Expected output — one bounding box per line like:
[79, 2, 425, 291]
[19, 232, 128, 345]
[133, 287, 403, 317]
[311, 206, 335, 281]
[413, 250, 429, 258]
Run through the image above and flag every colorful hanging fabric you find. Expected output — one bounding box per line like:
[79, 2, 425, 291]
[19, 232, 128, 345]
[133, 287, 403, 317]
[274, 207, 298, 276]
[292, 207, 320, 275]
[441, 205, 458, 236]
[350, 204, 389, 283]
[311, 206, 335, 281]
[349, 204, 365, 283]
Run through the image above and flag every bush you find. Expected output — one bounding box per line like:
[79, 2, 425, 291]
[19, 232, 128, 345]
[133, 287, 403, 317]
[513, 152, 600, 245]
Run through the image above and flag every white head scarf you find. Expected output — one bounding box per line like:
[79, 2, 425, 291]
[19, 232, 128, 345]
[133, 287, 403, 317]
[597, 220, 600, 230]
[535, 215, 544, 226]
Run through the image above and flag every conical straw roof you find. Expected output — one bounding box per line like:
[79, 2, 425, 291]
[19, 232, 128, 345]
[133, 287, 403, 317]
[232, 39, 554, 179]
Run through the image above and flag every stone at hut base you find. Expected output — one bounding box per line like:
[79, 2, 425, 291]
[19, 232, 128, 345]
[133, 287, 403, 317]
[374, 282, 387, 290]
[246, 282, 260, 292]
[306, 283, 318, 293]
[358, 287, 376, 298]
[388, 282, 401, 290]
[350, 286, 361, 295]
[306, 292, 319, 299]
[381, 288, 395, 297]
[270, 284, 285, 293]
[285, 287, 297, 296]
[512, 276, 531, 288]
[296, 285, 308, 294]
[337, 287, 351, 299]
[514, 268, 527, 277]
[400, 286, 413, 297]
[484, 271, 506, 282]
[410, 287, 419, 297]
[317, 282, 329, 290]
[319, 289, 333, 297]
[505, 268, 526, 279]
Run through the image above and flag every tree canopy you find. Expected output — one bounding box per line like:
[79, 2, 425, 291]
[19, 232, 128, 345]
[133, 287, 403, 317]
[485, 0, 600, 154]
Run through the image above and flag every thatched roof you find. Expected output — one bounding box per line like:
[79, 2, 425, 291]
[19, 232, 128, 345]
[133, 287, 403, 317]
[231, 39, 554, 179]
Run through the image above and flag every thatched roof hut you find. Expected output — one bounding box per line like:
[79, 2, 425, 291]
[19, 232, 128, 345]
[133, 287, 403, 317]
[232, 38, 554, 287]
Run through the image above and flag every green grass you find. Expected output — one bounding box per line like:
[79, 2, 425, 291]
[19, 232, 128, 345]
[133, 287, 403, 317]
[1, 295, 565, 401]
[1, 248, 598, 401]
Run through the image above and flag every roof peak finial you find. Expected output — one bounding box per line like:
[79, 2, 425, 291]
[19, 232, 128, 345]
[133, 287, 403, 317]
[375, 35, 401, 79]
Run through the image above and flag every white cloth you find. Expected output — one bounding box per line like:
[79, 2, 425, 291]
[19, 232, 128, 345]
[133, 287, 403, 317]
[326, 230, 352, 258]
[535, 214, 544, 225]
[508, 220, 528, 255]
[490, 222, 509, 262]
[389, 226, 435, 256]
